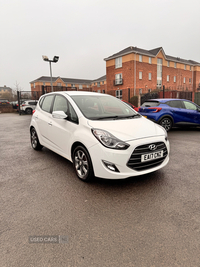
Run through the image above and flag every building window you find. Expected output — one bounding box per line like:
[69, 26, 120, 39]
[157, 58, 162, 88]
[79, 84, 83, 89]
[139, 88, 142, 95]
[115, 73, 123, 85]
[183, 77, 186, 84]
[190, 66, 192, 71]
[57, 82, 61, 87]
[115, 57, 122, 68]
[93, 83, 96, 86]
[116, 90, 122, 99]
[184, 65, 186, 70]
[149, 57, 152, 64]
[167, 61, 170, 67]
[33, 83, 35, 88]
[174, 62, 177, 68]
[167, 75, 169, 82]
[174, 76, 176, 82]
[139, 71, 142, 80]
[189, 78, 191, 83]
[71, 84, 75, 88]
[139, 55, 142, 62]
[102, 81, 104, 85]
[43, 82, 45, 86]
[148, 73, 152, 80]
[97, 82, 100, 87]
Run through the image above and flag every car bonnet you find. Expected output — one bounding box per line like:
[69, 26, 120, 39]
[87, 116, 165, 142]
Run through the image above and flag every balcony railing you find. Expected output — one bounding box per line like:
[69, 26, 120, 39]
[114, 79, 123, 86]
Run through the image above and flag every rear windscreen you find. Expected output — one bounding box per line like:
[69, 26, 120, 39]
[141, 101, 160, 107]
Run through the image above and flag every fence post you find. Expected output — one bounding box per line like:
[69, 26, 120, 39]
[163, 85, 165, 98]
[17, 91, 21, 115]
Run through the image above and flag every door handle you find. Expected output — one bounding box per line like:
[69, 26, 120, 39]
[48, 122, 52, 126]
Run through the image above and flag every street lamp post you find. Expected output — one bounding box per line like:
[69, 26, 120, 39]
[42, 55, 59, 92]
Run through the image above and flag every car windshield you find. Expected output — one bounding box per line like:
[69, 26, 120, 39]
[71, 95, 139, 120]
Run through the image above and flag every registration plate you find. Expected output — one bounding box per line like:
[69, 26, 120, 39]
[143, 116, 147, 118]
[141, 150, 163, 162]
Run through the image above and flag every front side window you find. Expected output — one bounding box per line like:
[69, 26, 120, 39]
[183, 101, 197, 110]
[115, 57, 122, 68]
[41, 95, 54, 113]
[53, 95, 68, 114]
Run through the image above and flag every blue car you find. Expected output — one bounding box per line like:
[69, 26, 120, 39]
[138, 98, 200, 131]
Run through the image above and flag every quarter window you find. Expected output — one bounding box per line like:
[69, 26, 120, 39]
[41, 95, 54, 113]
[183, 101, 197, 110]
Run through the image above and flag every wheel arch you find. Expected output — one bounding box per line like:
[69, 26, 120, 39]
[71, 142, 89, 161]
[158, 114, 174, 125]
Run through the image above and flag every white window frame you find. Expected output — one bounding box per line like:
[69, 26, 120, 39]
[97, 82, 100, 87]
[149, 57, 152, 64]
[167, 75, 169, 82]
[139, 71, 142, 80]
[115, 73, 122, 85]
[148, 73, 152, 80]
[115, 57, 122, 68]
[139, 55, 143, 62]
[79, 84, 83, 89]
[116, 89, 122, 99]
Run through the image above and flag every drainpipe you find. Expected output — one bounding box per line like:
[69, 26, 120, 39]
[134, 52, 137, 96]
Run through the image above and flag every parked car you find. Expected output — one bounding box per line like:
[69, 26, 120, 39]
[30, 92, 170, 182]
[122, 100, 138, 111]
[138, 98, 200, 131]
[20, 100, 38, 114]
[0, 99, 10, 105]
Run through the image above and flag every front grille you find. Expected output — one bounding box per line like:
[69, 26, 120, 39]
[127, 142, 168, 171]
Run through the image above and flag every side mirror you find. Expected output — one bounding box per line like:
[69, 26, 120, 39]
[52, 111, 68, 119]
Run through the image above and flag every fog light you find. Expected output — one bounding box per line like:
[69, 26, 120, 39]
[102, 160, 120, 172]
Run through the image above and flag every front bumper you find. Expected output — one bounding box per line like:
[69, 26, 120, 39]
[88, 135, 170, 179]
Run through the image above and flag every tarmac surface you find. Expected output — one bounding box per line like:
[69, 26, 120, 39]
[0, 113, 200, 267]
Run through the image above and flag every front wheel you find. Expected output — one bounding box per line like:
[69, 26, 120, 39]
[30, 128, 43, 150]
[159, 117, 172, 131]
[26, 108, 32, 115]
[72, 146, 94, 182]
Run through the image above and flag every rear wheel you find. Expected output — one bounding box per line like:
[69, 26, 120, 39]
[30, 128, 43, 150]
[26, 108, 32, 115]
[159, 117, 172, 131]
[72, 146, 94, 182]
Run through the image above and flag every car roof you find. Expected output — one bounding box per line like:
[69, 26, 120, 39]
[44, 91, 109, 97]
[145, 98, 188, 103]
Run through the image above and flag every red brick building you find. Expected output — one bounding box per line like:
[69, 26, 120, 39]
[104, 46, 200, 101]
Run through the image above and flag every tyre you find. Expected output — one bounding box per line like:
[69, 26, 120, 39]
[159, 117, 172, 131]
[72, 146, 94, 182]
[30, 128, 43, 150]
[26, 108, 32, 115]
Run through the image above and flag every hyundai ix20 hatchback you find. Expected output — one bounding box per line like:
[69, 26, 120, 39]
[30, 92, 170, 182]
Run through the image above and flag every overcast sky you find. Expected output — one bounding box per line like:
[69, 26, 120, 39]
[1, 0, 200, 91]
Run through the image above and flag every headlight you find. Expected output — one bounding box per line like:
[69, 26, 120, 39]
[92, 129, 130, 150]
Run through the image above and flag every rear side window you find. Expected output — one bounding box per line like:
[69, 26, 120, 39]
[166, 100, 184, 108]
[141, 101, 160, 107]
[41, 95, 54, 113]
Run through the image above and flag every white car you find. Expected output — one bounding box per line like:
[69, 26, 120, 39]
[21, 100, 38, 114]
[30, 91, 170, 182]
